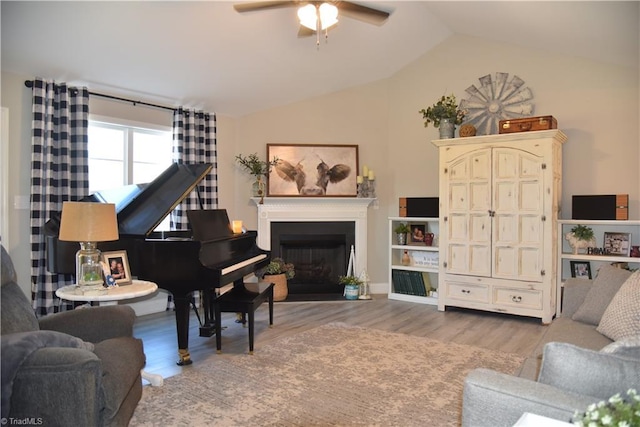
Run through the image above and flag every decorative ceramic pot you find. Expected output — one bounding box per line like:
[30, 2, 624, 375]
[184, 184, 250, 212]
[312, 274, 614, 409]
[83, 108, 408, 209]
[344, 284, 359, 300]
[439, 117, 456, 139]
[264, 273, 288, 301]
[396, 232, 407, 245]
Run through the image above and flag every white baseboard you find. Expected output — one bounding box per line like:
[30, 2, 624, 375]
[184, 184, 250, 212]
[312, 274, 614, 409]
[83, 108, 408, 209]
[121, 289, 170, 316]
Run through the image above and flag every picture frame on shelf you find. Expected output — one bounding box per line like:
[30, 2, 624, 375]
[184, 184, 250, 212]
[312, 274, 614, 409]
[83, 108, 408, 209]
[603, 232, 631, 257]
[101, 250, 132, 286]
[409, 223, 427, 244]
[266, 144, 358, 197]
[570, 261, 592, 280]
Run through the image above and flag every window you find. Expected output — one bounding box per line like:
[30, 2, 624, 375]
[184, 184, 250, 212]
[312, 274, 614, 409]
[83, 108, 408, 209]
[88, 116, 173, 229]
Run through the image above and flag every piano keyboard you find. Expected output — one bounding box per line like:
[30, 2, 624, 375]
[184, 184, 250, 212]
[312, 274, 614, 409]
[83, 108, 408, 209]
[221, 254, 268, 276]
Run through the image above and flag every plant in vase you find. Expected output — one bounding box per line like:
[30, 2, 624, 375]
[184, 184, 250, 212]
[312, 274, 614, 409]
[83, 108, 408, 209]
[257, 257, 295, 301]
[419, 94, 466, 139]
[339, 275, 363, 300]
[235, 153, 279, 203]
[394, 223, 410, 245]
[565, 224, 596, 254]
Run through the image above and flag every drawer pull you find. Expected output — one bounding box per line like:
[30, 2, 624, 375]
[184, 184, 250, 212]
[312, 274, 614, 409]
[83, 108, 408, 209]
[511, 295, 522, 303]
[461, 289, 471, 294]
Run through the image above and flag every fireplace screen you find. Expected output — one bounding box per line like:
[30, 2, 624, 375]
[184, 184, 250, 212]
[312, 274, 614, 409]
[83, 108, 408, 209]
[271, 221, 355, 294]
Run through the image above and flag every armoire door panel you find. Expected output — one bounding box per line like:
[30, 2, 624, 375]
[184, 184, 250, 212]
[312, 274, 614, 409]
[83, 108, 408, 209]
[449, 183, 468, 211]
[469, 245, 491, 276]
[470, 182, 491, 211]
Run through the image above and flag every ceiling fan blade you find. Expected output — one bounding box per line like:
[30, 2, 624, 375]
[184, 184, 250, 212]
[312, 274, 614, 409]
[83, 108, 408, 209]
[234, 1, 299, 13]
[334, 1, 390, 26]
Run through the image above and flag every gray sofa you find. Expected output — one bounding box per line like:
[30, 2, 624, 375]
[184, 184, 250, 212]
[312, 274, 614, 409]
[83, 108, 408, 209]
[1, 245, 146, 426]
[462, 265, 640, 427]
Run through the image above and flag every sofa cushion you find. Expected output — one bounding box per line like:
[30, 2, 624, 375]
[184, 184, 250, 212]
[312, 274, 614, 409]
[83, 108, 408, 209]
[597, 270, 640, 341]
[538, 342, 640, 401]
[572, 265, 632, 326]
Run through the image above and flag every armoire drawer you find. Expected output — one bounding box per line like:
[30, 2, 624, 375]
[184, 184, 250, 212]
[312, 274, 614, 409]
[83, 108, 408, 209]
[446, 282, 490, 303]
[493, 287, 542, 310]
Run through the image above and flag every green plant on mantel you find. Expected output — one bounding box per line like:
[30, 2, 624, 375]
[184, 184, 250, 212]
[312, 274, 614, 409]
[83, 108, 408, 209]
[419, 94, 466, 128]
[570, 224, 595, 241]
[235, 153, 279, 177]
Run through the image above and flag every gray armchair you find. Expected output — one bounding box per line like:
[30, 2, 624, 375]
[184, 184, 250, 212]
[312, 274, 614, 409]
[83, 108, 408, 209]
[1, 245, 145, 426]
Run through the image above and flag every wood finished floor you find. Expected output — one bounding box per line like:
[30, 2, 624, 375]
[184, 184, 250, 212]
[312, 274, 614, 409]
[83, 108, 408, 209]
[133, 295, 549, 383]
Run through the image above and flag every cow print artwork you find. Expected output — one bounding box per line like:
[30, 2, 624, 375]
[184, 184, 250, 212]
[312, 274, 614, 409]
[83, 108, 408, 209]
[267, 144, 358, 197]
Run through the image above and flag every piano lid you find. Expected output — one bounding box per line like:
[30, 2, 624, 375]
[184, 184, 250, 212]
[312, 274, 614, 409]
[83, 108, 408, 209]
[89, 163, 213, 237]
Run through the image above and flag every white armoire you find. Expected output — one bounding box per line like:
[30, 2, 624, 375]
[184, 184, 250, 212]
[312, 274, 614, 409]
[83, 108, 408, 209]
[432, 130, 566, 324]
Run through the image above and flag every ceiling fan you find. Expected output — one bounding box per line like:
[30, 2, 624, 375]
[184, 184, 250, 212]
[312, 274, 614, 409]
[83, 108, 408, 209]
[233, 1, 391, 41]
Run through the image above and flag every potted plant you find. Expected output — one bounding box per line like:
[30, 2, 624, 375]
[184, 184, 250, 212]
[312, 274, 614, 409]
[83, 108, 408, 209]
[339, 275, 363, 300]
[257, 257, 295, 301]
[394, 223, 410, 245]
[565, 224, 596, 254]
[419, 94, 466, 139]
[235, 153, 279, 202]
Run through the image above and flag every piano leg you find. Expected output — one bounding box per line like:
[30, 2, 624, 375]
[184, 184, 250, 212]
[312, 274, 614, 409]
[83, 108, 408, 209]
[173, 295, 193, 366]
[198, 289, 217, 338]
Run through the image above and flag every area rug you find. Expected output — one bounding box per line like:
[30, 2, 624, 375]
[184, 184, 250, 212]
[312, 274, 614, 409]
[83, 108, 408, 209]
[130, 323, 525, 426]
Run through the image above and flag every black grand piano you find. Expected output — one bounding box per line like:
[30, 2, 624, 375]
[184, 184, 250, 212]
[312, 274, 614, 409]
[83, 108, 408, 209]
[44, 163, 270, 365]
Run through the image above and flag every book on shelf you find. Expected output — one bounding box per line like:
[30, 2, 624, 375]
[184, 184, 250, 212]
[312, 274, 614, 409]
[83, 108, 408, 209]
[392, 270, 429, 296]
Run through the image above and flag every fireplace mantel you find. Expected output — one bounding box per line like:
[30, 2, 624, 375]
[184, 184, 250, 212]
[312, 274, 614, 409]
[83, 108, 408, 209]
[252, 197, 375, 277]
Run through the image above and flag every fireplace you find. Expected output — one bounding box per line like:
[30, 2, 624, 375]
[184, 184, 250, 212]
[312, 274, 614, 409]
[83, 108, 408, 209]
[253, 197, 375, 295]
[271, 221, 355, 294]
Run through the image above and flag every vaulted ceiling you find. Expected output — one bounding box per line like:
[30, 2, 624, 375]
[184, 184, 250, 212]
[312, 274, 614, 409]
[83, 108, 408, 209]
[2, 1, 638, 117]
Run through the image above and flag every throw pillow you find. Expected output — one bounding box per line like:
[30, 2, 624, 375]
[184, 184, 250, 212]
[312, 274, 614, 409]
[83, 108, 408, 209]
[572, 265, 632, 325]
[601, 336, 640, 359]
[538, 342, 640, 401]
[597, 270, 640, 341]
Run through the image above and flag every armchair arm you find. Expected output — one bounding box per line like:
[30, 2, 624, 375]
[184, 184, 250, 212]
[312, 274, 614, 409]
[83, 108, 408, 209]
[462, 369, 596, 427]
[39, 305, 136, 343]
[9, 347, 104, 426]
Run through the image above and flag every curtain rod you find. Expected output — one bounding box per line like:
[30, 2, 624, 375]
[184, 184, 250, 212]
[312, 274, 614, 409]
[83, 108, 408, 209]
[24, 80, 177, 113]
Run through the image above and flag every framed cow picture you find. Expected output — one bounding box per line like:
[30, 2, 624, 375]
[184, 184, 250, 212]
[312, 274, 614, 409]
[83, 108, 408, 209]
[266, 144, 359, 197]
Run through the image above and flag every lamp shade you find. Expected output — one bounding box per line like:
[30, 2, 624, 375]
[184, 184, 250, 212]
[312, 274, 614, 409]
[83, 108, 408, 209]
[59, 202, 119, 242]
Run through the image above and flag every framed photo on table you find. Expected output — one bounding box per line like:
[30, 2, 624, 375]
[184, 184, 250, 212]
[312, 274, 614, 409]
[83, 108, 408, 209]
[102, 251, 132, 285]
[266, 144, 358, 197]
[603, 232, 631, 257]
[570, 261, 592, 280]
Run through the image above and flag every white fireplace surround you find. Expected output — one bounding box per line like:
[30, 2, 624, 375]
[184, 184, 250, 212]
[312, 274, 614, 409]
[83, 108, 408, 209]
[252, 198, 375, 278]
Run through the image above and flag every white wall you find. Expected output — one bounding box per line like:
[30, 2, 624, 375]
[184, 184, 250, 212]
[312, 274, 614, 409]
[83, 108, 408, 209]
[2, 33, 639, 297]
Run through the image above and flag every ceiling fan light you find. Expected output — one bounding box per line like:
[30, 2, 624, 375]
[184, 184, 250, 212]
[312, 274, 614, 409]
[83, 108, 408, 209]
[319, 3, 338, 30]
[298, 4, 318, 31]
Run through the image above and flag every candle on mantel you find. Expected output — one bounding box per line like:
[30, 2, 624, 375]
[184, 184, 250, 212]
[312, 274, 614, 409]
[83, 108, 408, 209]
[357, 175, 363, 184]
[362, 165, 369, 177]
[232, 220, 243, 234]
[368, 170, 375, 180]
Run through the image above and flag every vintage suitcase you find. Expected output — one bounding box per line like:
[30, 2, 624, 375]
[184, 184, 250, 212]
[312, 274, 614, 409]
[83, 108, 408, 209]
[399, 197, 439, 218]
[499, 115, 557, 134]
[572, 194, 629, 220]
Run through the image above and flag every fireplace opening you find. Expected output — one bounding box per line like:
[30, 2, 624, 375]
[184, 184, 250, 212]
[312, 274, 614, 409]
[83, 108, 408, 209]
[271, 221, 355, 294]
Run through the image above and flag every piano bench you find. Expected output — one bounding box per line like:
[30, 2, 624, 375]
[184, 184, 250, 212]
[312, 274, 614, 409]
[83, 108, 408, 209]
[214, 281, 274, 355]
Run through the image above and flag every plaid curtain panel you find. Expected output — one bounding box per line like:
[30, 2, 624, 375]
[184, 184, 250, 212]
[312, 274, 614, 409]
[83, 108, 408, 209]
[169, 108, 218, 308]
[171, 108, 218, 229]
[30, 78, 89, 315]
